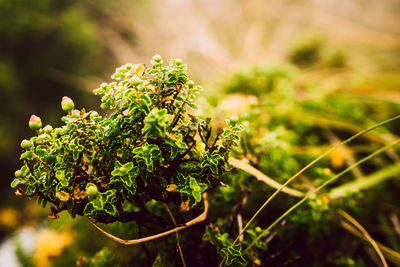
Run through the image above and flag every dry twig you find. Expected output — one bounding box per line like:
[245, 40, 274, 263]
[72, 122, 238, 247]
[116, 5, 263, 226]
[90, 193, 209, 246]
[228, 157, 305, 198]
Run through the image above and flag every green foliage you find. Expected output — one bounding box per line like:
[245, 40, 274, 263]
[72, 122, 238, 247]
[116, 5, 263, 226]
[203, 226, 247, 266]
[222, 65, 290, 96]
[11, 55, 241, 225]
[200, 59, 400, 266]
[174, 175, 207, 204]
[289, 34, 324, 67]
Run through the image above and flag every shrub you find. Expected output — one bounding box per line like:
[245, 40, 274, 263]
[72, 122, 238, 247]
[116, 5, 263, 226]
[11, 55, 242, 227]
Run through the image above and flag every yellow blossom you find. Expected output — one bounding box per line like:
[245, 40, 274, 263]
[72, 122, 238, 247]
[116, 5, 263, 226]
[0, 208, 19, 228]
[34, 229, 74, 267]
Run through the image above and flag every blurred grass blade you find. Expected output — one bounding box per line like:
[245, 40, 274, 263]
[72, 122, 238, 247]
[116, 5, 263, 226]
[341, 220, 400, 266]
[329, 163, 400, 199]
[338, 209, 388, 267]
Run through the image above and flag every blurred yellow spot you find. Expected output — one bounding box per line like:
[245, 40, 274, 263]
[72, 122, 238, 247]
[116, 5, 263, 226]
[321, 195, 330, 205]
[47, 213, 59, 220]
[323, 168, 333, 175]
[166, 184, 177, 191]
[0, 208, 19, 228]
[253, 259, 261, 265]
[34, 229, 74, 267]
[55, 191, 70, 202]
[329, 149, 344, 168]
[162, 96, 174, 102]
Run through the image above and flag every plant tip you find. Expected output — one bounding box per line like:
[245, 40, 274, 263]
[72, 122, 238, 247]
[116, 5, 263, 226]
[230, 115, 239, 122]
[29, 115, 42, 130]
[152, 54, 162, 63]
[61, 96, 75, 112]
[86, 184, 98, 197]
[20, 139, 33, 149]
[43, 125, 53, 134]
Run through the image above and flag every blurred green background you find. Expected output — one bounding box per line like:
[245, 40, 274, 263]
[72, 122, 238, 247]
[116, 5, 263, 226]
[1, 0, 400, 266]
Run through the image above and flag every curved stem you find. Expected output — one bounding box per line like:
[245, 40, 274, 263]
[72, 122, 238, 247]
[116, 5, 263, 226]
[338, 209, 388, 267]
[228, 157, 304, 198]
[89, 193, 208, 245]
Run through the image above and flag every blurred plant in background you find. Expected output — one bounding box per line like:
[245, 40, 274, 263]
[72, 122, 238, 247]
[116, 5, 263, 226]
[0, 0, 104, 203]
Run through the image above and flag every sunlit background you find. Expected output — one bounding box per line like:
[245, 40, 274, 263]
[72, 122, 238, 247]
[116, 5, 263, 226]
[1, 0, 400, 266]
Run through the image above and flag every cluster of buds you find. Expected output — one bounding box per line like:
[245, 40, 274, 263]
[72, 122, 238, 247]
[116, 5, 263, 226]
[27, 96, 75, 133]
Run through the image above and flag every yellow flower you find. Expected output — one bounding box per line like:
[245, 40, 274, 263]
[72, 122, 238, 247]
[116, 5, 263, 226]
[34, 229, 74, 267]
[0, 208, 19, 228]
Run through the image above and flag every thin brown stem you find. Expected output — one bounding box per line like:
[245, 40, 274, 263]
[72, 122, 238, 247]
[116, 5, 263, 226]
[163, 202, 187, 267]
[89, 193, 208, 246]
[338, 209, 388, 267]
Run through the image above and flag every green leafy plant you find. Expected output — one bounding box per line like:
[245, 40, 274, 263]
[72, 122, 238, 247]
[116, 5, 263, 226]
[10, 50, 400, 267]
[11, 55, 242, 227]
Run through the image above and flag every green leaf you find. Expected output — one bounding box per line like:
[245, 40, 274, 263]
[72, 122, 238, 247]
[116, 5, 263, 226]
[11, 178, 24, 188]
[210, 164, 218, 174]
[142, 108, 171, 137]
[60, 179, 69, 187]
[192, 191, 201, 202]
[20, 151, 33, 160]
[55, 170, 65, 181]
[186, 102, 198, 110]
[83, 202, 95, 216]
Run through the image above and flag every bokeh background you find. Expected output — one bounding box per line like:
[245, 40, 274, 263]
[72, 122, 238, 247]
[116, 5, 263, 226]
[1, 0, 400, 266]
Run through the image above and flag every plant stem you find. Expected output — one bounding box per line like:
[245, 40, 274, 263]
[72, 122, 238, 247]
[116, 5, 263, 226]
[228, 157, 305, 198]
[338, 209, 388, 267]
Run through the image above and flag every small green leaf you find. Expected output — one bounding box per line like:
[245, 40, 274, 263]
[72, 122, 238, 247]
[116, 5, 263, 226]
[11, 178, 24, 188]
[20, 151, 33, 160]
[192, 191, 201, 202]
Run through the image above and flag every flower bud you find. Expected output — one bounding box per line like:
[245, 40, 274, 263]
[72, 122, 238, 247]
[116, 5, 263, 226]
[174, 58, 183, 66]
[43, 125, 53, 134]
[86, 183, 98, 197]
[29, 115, 42, 130]
[71, 109, 80, 117]
[152, 54, 162, 63]
[187, 80, 195, 89]
[61, 96, 75, 112]
[20, 139, 33, 149]
[14, 170, 23, 178]
[230, 115, 239, 123]
[90, 111, 100, 121]
[119, 166, 126, 173]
